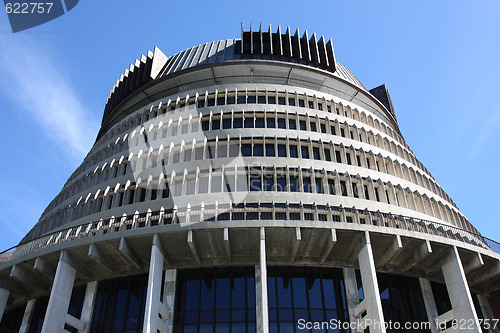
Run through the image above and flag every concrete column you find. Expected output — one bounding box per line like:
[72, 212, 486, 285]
[419, 278, 439, 333]
[477, 295, 498, 333]
[358, 232, 386, 333]
[343, 268, 359, 333]
[19, 299, 36, 333]
[255, 227, 269, 333]
[0, 288, 9, 323]
[163, 269, 177, 333]
[80, 281, 98, 333]
[441, 246, 482, 332]
[41, 255, 76, 333]
[143, 235, 167, 333]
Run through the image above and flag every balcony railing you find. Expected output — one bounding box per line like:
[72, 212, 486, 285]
[1, 203, 498, 263]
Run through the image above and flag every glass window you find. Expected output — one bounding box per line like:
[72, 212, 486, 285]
[255, 117, 265, 128]
[315, 178, 323, 194]
[267, 267, 349, 332]
[276, 174, 286, 192]
[278, 144, 287, 157]
[266, 144, 275, 157]
[278, 96, 286, 105]
[288, 118, 296, 130]
[277, 118, 286, 129]
[268, 95, 276, 104]
[233, 116, 243, 128]
[90, 274, 148, 333]
[223, 118, 231, 129]
[302, 176, 312, 193]
[320, 123, 327, 133]
[258, 95, 266, 104]
[241, 144, 252, 157]
[324, 148, 331, 161]
[250, 173, 261, 191]
[289, 145, 298, 158]
[253, 144, 264, 157]
[207, 97, 215, 107]
[267, 117, 275, 128]
[289, 175, 298, 192]
[0, 304, 25, 333]
[237, 94, 246, 104]
[288, 97, 295, 106]
[244, 116, 254, 128]
[313, 147, 320, 160]
[301, 146, 309, 159]
[217, 96, 225, 106]
[263, 176, 274, 191]
[202, 120, 210, 131]
[310, 122, 317, 132]
[299, 120, 307, 131]
[247, 95, 256, 104]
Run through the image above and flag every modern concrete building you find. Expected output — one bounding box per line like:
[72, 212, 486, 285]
[1, 24, 499, 333]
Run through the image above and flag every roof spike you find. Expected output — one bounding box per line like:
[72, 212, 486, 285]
[326, 38, 336, 72]
[240, 22, 244, 54]
[301, 29, 311, 63]
[293, 28, 301, 60]
[318, 35, 329, 68]
[309, 32, 320, 66]
[250, 22, 253, 54]
[268, 23, 273, 55]
[277, 24, 283, 57]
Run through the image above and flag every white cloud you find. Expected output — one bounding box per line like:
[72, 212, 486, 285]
[0, 33, 99, 161]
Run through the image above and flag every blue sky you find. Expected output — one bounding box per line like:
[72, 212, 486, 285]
[0, 0, 499, 250]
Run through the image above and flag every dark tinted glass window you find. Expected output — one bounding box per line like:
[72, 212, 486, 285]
[277, 118, 286, 129]
[266, 144, 275, 157]
[289, 145, 298, 158]
[278, 145, 287, 157]
[255, 117, 265, 128]
[0, 304, 25, 333]
[253, 144, 263, 156]
[233, 117, 243, 128]
[301, 146, 309, 159]
[90, 274, 148, 333]
[267, 117, 275, 128]
[244, 116, 254, 128]
[267, 267, 348, 333]
[175, 268, 256, 333]
[241, 144, 252, 157]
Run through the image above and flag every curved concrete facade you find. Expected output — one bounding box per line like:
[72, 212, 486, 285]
[1, 25, 499, 333]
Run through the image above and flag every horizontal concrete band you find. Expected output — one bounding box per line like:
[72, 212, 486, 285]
[1, 220, 499, 311]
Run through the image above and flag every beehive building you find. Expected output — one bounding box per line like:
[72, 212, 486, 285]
[1, 24, 499, 333]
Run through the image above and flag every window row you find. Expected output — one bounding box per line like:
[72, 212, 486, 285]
[62, 136, 451, 210]
[50, 165, 471, 237]
[80, 86, 418, 186]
